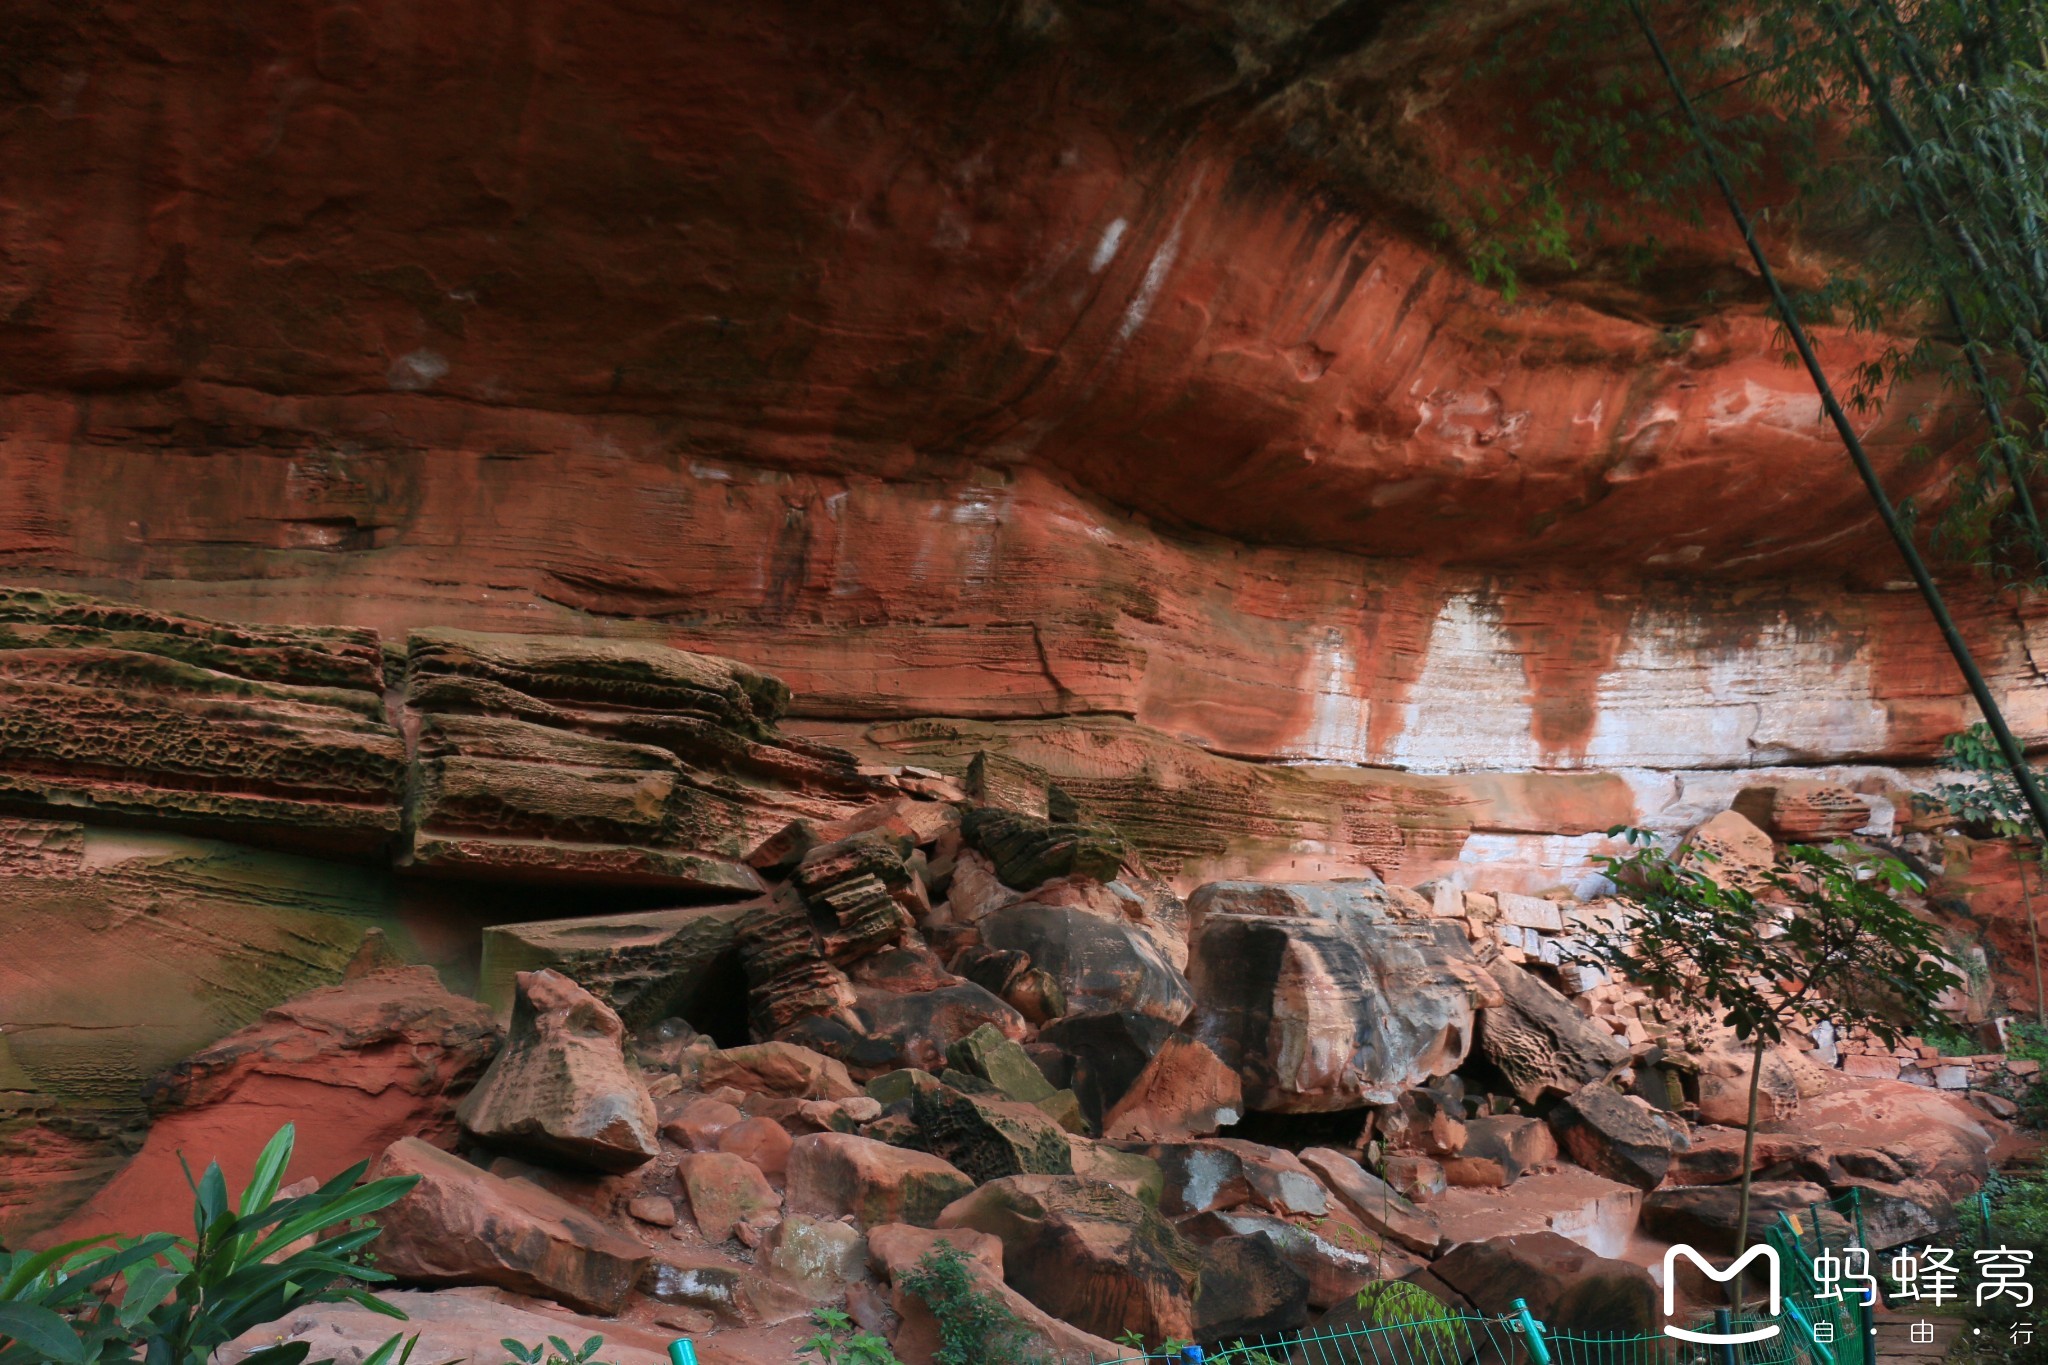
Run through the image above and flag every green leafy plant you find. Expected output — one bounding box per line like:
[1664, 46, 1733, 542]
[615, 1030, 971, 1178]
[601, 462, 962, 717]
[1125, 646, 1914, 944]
[798, 1309, 900, 1365]
[1921, 1019, 1983, 1057]
[897, 1242, 1041, 1365]
[499, 1335, 613, 1365]
[1582, 829, 1961, 1308]
[1213, 1343, 1285, 1365]
[1350, 1281, 1464, 1350]
[0, 1122, 420, 1365]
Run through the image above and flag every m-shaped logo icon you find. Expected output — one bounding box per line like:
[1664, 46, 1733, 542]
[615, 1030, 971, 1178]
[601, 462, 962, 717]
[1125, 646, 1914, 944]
[1662, 1244, 1782, 1344]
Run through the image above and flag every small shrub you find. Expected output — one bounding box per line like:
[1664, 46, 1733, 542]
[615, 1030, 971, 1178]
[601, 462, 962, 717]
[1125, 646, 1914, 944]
[798, 1308, 900, 1365]
[1351, 1281, 1465, 1350]
[1214, 1343, 1286, 1365]
[897, 1242, 1042, 1365]
[1922, 1020, 1983, 1057]
[499, 1336, 612, 1365]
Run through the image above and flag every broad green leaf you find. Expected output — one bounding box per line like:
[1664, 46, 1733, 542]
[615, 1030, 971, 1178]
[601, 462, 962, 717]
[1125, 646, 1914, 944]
[237, 1344, 313, 1365]
[360, 1333, 419, 1365]
[195, 1159, 231, 1237]
[241, 1123, 297, 1218]
[0, 1235, 116, 1300]
[118, 1262, 180, 1328]
[0, 1303, 91, 1364]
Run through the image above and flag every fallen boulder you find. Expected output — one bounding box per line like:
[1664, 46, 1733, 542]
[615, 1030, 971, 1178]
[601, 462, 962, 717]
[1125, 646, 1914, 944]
[1666, 1126, 1827, 1186]
[912, 1085, 1073, 1183]
[690, 1041, 861, 1100]
[982, 902, 1193, 1024]
[960, 808, 1131, 890]
[1191, 1232, 1311, 1340]
[1178, 1208, 1374, 1309]
[948, 944, 1067, 1025]
[1299, 1146, 1444, 1257]
[219, 1287, 677, 1363]
[1834, 1178, 1954, 1251]
[867, 1222, 1121, 1365]
[477, 904, 748, 1033]
[946, 1022, 1057, 1104]
[1430, 1168, 1644, 1261]
[1067, 1138, 1166, 1206]
[676, 1151, 782, 1242]
[1187, 884, 1482, 1112]
[1104, 1036, 1244, 1141]
[1547, 1084, 1674, 1191]
[661, 1096, 743, 1151]
[716, 1115, 794, 1176]
[1039, 1010, 1175, 1127]
[788, 1132, 976, 1228]
[1131, 1139, 1328, 1219]
[1444, 1114, 1557, 1188]
[1431, 1231, 1657, 1337]
[936, 1175, 1204, 1343]
[1640, 1181, 1841, 1255]
[638, 1247, 767, 1325]
[367, 1138, 650, 1314]
[1763, 1073, 1994, 1196]
[760, 1214, 869, 1301]
[1476, 960, 1628, 1104]
[850, 981, 1029, 1077]
[456, 969, 657, 1174]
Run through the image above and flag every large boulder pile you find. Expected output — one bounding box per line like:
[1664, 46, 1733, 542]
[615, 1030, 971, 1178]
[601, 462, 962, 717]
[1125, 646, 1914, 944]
[7, 614, 2018, 1365]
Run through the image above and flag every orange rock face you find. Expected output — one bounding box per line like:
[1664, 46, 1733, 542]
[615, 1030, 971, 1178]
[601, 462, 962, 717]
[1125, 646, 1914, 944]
[40, 967, 499, 1245]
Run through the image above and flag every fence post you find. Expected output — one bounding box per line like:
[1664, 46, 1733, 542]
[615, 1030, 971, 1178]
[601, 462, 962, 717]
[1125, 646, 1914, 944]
[1511, 1297, 1552, 1365]
[1713, 1309, 1739, 1365]
[1982, 1189, 1995, 1244]
[1857, 1293, 1877, 1365]
[667, 1342, 699, 1365]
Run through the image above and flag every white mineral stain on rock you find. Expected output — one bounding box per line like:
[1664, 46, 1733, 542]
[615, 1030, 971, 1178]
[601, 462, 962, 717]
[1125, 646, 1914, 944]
[1584, 611, 1887, 768]
[385, 349, 448, 391]
[1291, 629, 1370, 765]
[1089, 217, 1127, 273]
[1385, 593, 1538, 774]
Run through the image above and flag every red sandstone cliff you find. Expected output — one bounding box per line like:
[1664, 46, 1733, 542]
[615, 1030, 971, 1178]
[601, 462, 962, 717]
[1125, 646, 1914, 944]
[0, 0, 2019, 779]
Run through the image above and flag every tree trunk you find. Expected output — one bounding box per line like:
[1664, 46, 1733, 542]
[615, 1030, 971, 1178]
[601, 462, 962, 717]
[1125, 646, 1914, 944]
[1732, 1034, 1768, 1318]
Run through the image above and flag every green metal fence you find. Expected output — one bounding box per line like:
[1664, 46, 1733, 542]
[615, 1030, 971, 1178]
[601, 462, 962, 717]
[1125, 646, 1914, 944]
[1083, 1305, 1818, 1365]
[1761, 1187, 1872, 1365]
[1087, 1188, 1878, 1365]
